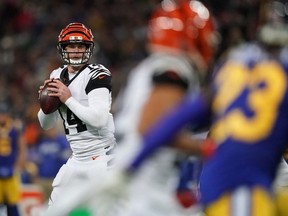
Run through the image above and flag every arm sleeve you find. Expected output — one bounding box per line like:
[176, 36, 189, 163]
[37, 109, 58, 130]
[128, 92, 212, 172]
[64, 87, 111, 128]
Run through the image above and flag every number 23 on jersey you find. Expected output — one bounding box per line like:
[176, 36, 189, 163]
[211, 61, 287, 144]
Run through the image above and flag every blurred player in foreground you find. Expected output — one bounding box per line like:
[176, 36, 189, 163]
[43, 1, 217, 216]
[125, 1, 288, 215]
[37, 22, 117, 213]
[0, 102, 26, 216]
[112, 0, 216, 215]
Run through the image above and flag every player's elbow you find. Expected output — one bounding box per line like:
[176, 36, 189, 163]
[37, 110, 57, 130]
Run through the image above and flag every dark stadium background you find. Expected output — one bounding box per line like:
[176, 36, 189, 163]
[0, 0, 261, 119]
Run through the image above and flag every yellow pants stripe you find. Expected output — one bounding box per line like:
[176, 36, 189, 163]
[204, 186, 275, 216]
[0, 174, 21, 204]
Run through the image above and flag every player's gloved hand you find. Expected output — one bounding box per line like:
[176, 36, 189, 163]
[200, 137, 216, 159]
[176, 189, 199, 208]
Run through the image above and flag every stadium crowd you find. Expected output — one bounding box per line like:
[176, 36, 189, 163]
[0, 0, 260, 118]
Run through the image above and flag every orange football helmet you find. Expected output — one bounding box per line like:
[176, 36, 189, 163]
[57, 22, 94, 66]
[147, 0, 218, 74]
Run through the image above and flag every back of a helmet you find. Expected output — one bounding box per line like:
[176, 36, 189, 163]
[147, 1, 186, 54]
[181, 0, 219, 66]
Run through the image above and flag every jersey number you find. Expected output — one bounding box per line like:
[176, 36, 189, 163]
[65, 109, 87, 133]
[211, 61, 287, 143]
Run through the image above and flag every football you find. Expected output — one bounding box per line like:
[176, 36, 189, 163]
[39, 80, 62, 114]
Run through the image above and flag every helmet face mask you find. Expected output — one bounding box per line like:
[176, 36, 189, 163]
[57, 22, 94, 67]
[258, 0, 288, 47]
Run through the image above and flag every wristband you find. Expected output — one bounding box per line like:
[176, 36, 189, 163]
[200, 138, 216, 159]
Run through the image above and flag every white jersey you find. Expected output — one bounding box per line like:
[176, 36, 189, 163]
[115, 52, 199, 138]
[49, 64, 116, 160]
[113, 52, 201, 216]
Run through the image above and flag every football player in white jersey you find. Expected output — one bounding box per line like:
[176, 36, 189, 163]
[37, 22, 117, 211]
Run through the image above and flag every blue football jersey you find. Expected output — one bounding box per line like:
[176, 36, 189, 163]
[200, 44, 288, 205]
[0, 118, 20, 177]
